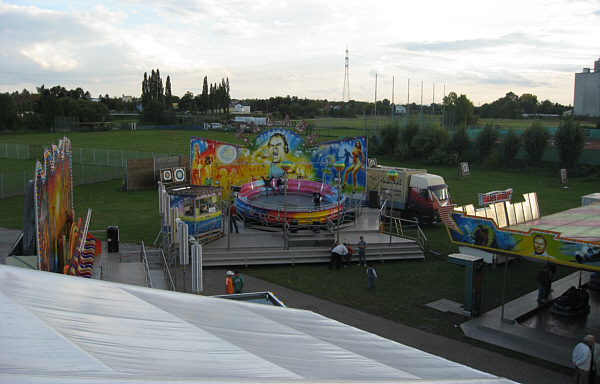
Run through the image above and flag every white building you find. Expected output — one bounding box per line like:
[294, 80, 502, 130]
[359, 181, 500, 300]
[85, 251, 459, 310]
[394, 105, 407, 115]
[573, 59, 600, 117]
[233, 103, 251, 113]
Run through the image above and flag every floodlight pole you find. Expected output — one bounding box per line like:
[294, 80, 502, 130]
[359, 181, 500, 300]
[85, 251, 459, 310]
[387, 170, 399, 245]
[227, 185, 231, 251]
[389, 190, 394, 245]
[333, 161, 346, 243]
[337, 177, 341, 242]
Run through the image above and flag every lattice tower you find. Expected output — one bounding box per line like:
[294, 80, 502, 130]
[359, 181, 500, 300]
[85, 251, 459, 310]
[342, 47, 350, 102]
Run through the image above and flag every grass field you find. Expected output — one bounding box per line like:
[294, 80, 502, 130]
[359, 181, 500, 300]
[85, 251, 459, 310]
[1, 129, 598, 373]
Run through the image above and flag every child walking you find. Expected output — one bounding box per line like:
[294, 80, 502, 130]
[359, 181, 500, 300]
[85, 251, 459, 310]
[366, 264, 377, 289]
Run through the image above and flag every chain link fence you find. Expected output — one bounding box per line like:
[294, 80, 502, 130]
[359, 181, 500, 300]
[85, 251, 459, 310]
[0, 143, 175, 198]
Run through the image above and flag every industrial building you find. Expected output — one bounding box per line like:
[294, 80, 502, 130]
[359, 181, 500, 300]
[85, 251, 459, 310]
[573, 58, 600, 117]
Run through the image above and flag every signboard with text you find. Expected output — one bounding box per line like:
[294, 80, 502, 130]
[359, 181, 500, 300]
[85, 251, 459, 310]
[478, 188, 513, 206]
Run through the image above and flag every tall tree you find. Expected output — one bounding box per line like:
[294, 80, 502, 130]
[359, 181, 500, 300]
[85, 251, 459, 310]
[518, 93, 538, 115]
[444, 92, 476, 126]
[502, 129, 521, 166]
[476, 124, 499, 163]
[450, 123, 471, 161]
[0, 93, 20, 130]
[165, 75, 172, 109]
[555, 117, 586, 169]
[201, 76, 209, 114]
[522, 120, 550, 165]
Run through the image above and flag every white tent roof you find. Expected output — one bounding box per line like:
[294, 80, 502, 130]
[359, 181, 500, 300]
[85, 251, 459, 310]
[0, 265, 518, 383]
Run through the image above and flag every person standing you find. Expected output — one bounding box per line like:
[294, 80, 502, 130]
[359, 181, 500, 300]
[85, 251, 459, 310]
[261, 175, 277, 196]
[366, 264, 378, 289]
[229, 203, 239, 234]
[313, 190, 322, 208]
[537, 265, 551, 305]
[590, 335, 600, 384]
[573, 335, 594, 384]
[329, 241, 348, 270]
[358, 236, 367, 266]
[225, 271, 234, 294]
[232, 270, 244, 294]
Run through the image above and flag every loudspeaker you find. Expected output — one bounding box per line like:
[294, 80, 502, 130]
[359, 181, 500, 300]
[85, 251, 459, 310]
[369, 190, 379, 208]
[173, 167, 186, 183]
[160, 168, 173, 184]
[107, 226, 119, 253]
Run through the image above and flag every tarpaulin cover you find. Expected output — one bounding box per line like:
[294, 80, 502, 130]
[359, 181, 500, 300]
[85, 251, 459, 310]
[0, 265, 518, 383]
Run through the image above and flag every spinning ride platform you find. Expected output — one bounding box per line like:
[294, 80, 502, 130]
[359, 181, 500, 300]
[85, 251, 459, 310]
[235, 178, 345, 225]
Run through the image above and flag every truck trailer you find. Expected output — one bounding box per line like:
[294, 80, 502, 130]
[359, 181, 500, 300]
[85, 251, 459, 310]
[367, 166, 451, 225]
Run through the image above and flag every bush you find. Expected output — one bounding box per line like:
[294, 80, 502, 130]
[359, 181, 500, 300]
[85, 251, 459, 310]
[398, 119, 420, 159]
[450, 123, 471, 162]
[412, 123, 450, 164]
[374, 122, 401, 157]
[555, 117, 585, 169]
[502, 129, 521, 166]
[476, 124, 499, 164]
[522, 120, 550, 166]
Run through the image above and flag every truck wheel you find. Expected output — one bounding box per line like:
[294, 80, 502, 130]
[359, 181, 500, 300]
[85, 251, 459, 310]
[407, 212, 421, 226]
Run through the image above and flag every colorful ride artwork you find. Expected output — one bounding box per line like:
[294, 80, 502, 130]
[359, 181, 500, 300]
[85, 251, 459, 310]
[236, 178, 344, 225]
[190, 128, 367, 206]
[35, 137, 74, 273]
[435, 193, 600, 271]
[34, 136, 99, 275]
[166, 185, 223, 237]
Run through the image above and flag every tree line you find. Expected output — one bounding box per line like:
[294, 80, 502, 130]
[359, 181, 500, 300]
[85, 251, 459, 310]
[0, 68, 592, 131]
[140, 69, 231, 124]
[371, 117, 589, 172]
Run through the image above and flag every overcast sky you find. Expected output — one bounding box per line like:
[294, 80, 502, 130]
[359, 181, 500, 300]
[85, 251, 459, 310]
[1, 0, 599, 106]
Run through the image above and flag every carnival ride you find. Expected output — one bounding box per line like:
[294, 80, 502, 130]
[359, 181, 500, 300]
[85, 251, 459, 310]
[438, 192, 600, 271]
[235, 178, 344, 226]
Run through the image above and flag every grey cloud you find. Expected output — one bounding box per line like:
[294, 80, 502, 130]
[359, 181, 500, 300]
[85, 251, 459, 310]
[389, 33, 537, 52]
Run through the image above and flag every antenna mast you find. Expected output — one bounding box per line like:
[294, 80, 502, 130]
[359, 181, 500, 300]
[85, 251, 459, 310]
[342, 47, 350, 102]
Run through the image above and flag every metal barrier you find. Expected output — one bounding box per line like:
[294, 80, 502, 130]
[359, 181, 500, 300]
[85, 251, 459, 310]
[140, 241, 153, 288]
[379, 198, 428, 252]
[158, 248, 175, 291]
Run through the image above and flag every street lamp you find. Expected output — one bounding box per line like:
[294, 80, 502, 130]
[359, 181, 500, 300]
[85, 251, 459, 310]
[334, 160, 346, 242]
[281, 160, 292, 229]
[387, 169, 398, 245]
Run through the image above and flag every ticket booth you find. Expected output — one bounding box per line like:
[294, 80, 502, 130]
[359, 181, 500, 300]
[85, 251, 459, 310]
[166, 185, 224, 242]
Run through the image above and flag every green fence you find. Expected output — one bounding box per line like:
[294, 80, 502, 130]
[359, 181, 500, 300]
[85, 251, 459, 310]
[0, 143, 175, 198]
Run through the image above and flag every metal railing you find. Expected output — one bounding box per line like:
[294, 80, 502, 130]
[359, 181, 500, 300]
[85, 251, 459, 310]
[140, 241, 153, 288]
[379, 199, 428, 253]
[158, 248, 175, 291]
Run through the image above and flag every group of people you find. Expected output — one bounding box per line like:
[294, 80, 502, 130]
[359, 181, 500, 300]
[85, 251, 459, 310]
[261, 175, 285, 196]
[329, 236, 376, 288]
[225, 270, 244, 294]
[573, 334, 600, 384]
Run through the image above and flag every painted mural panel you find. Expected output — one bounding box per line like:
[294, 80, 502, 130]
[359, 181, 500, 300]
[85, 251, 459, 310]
[35, 137, 74, 272]
[190, 129, 367, 197]
[437, 197, 600, 271]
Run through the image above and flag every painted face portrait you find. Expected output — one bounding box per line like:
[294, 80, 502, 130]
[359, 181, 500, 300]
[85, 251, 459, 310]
[268, 135, 286, 163]
[533, 236, 547, 255]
